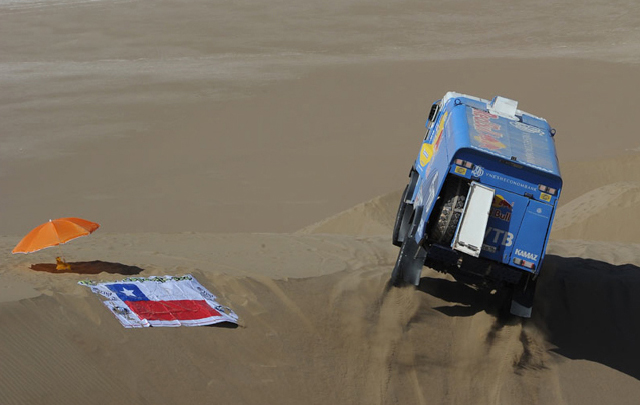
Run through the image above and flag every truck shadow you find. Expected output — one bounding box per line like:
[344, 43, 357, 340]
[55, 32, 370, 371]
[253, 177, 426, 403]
[533, 254, 640, 380]
[416, 275, 506, 318]
[417, 254, 640, 380]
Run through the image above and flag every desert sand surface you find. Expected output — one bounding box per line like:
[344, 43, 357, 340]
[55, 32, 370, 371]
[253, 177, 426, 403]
[3, 0, 640, 404]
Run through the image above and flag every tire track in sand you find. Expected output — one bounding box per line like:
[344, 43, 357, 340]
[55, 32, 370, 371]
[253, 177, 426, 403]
[324, 267, 424, 405]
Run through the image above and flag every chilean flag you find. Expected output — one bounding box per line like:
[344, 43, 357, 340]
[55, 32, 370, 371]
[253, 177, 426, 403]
[83, 275, 238, 328]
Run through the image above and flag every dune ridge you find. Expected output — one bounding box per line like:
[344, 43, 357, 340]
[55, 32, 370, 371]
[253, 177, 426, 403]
[4, 231, 640, 404]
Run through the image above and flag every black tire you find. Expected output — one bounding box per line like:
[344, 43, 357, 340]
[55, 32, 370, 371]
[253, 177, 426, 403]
[509, 275, 537, 318]
[428, 176, 470, 245]
[392, 169, 419, 247]
[392, 185, 411, 247]
[390, 210, 426, 286]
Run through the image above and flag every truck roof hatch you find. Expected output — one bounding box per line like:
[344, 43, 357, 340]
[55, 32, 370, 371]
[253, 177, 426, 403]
[488, 96, 518, 119]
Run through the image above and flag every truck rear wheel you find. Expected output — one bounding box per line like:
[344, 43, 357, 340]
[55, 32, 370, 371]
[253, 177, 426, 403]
[428, 176, 470, 245]
[509, 275, 537, 318]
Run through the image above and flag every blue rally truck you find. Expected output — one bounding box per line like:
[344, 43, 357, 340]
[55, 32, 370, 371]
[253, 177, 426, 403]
[391, 92, 562, 318]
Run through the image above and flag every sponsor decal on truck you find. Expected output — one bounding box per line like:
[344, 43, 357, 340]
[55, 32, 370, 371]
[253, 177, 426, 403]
[490, 194, 513, 222]
[471, 109, 506, 151]
[514, 249, 539, 261]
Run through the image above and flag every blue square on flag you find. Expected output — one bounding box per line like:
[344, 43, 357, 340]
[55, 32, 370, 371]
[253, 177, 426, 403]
[107, 283, 149, 302]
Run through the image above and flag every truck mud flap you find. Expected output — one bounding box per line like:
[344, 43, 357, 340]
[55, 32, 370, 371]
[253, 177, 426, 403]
[453, 182, 495, 257]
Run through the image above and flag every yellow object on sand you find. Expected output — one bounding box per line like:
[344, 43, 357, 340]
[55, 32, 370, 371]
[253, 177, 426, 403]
[56, 257, 71, 271]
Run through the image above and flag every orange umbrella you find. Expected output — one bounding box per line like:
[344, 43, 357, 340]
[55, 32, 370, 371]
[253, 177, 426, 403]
[12, 217, 100, 254]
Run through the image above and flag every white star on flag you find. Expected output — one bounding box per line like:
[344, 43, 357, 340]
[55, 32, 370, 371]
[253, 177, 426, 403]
[121, 287, 136, 297]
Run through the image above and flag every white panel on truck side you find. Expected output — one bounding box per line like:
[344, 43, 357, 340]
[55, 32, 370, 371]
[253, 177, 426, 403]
[453, 183, 495, 257]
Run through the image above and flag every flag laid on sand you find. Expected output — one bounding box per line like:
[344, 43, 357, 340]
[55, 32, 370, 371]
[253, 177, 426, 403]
[80, 275, 238, 328]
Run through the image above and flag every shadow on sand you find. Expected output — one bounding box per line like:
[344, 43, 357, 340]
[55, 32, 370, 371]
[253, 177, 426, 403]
[417, 254, 640, 380]
[416, 276, 506, 318]
[534, 254, 640, 380]
[30, 261, 144, 276]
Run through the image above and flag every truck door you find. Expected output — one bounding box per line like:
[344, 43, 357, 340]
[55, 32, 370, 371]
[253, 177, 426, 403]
[509, 200, 554, 273]
[453, 183, 495, 257]
[479, 191, 530, 264]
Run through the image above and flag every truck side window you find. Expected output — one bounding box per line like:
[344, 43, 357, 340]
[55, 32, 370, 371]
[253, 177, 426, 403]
[424, 102, 441, 140]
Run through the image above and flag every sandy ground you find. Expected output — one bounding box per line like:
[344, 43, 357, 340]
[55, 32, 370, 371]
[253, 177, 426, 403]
[3, 0, 640, 404]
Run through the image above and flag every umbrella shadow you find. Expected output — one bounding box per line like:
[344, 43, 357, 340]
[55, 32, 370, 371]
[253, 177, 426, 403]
[30, 260, 144, 276]
[204, 322, 239, 329]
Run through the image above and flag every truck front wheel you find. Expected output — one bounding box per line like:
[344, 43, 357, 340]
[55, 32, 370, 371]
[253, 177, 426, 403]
[392, 185, 412, 247]
[392, 169, 419, 247]
[390, 209, 426, 286]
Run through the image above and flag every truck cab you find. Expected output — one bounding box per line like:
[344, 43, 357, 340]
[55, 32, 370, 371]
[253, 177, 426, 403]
[391, 92, 562, 318]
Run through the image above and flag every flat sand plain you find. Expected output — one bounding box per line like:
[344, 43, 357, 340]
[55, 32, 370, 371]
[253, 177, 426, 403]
[2, 0, 640, 404]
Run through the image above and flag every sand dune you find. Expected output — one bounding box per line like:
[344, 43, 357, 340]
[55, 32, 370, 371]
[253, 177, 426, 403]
[552, 182, 640, 242]
[297, 190, 401, 236]
[4, 0, 640, 403]
[3, 231, 640, 404]
[4, 172, 640, 404]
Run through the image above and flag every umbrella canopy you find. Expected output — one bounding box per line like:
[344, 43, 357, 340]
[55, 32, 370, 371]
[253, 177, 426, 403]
[12, 217, 100, 254]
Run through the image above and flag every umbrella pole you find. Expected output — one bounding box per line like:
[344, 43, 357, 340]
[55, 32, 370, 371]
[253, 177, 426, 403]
[53, 221, 71, 271]
[55, 244, 71, 271]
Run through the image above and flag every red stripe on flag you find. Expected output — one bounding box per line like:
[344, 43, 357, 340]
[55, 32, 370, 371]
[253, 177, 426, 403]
[125, 300, 221, 321]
